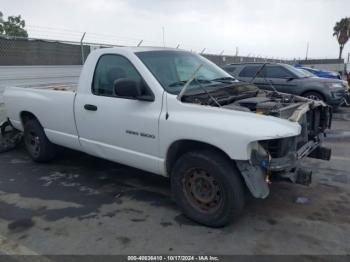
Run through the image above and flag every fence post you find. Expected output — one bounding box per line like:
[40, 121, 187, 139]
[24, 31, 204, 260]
[80, 32, 86, 65]
[137, 40, 143, 47]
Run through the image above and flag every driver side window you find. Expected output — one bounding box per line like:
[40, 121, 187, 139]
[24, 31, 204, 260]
[92, 54, 142, 96]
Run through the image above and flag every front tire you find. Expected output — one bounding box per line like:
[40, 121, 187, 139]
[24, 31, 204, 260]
[23, 119, 56, 162]
[171, 150, 245, 227]
[302, 91, 324, 101]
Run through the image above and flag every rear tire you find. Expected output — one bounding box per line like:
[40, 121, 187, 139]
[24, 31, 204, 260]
[23, 119, 56, 162]
[302, 91, 324, 102]
[171, 150, 245, 227]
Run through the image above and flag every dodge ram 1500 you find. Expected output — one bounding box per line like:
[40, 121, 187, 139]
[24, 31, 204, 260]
[3, 47, 332, 227]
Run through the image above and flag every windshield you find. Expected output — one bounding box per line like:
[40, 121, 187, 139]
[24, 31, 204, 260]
[296, 68, 315, 77]
[284, 64, 310, 78]
[136, 50, 235, 94]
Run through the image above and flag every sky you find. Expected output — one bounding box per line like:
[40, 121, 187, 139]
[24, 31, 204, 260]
[1, 0, 349, 60]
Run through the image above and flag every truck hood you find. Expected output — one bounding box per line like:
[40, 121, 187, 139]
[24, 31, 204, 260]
[179, 81, 331, 138]
[165, 84, 331, 161]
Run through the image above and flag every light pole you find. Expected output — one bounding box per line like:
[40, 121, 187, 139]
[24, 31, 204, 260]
[305, 42, 309, 61]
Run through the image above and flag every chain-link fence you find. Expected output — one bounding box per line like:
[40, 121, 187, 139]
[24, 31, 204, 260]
[0, 35, 345, 69]
[0, 36, 291, 66]
[0, 36, 90, 65]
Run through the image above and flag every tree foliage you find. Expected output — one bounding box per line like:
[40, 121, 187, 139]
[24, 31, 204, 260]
[333, 17, 350, 59]
[0, 11, 28, 38]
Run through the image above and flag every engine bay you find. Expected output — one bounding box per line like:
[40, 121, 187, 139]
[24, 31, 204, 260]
[181, 82, 308, 119]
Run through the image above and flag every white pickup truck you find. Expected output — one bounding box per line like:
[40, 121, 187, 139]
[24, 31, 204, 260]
[3, 47, 332, 227]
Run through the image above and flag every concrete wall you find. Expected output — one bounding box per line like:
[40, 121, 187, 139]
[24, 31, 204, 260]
[0, 38, 90, 66]
[202, 54, 286, 66]
[296, 58, 345, 75]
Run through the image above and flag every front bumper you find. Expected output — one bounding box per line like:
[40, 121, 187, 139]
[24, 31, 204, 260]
[266, 133, 331, 172]
[236, 103, 332, 199]
[328, 89, 346, 107]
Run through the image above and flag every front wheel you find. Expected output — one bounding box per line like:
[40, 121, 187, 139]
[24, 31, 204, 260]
[302, 91, 324, 101]
[171, 150, 245, 227]
[23, 119, 56, 162]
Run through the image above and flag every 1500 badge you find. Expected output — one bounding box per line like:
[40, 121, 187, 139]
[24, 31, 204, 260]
[126, 130, 156, 139]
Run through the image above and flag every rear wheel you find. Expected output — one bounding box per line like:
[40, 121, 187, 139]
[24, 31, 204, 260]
[171, 150, 245, 227]
[23, 119, 56, 162]
[302, 91, 324, 101]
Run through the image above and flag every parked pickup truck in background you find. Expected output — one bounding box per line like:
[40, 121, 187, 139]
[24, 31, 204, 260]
[4, 47, 332, 227]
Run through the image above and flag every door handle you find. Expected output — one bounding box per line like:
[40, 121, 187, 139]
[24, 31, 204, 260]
[84, 104, 98, 111]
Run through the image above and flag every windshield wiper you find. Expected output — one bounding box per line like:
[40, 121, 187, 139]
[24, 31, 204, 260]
[211, 77, 236, 82]
[168, 80, 187, 87]
[169, 79, 211, 87]
[176, 64, 222, 107]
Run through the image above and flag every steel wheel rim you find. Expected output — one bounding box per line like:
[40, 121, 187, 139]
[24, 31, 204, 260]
[182, 168, 223, 213]
[25, 130, 40, 157]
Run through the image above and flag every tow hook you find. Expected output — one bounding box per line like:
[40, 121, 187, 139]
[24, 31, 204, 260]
[0, 119, 22, 153]
[277, 167, 312, 186]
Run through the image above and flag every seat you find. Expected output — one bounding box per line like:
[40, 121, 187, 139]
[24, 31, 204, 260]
[99, 67, 127, 95]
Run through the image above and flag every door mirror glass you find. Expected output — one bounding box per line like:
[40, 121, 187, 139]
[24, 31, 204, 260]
[114, 78, 142, 97]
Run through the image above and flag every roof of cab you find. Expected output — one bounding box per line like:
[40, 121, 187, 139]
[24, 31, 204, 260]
[99, 46, 184, 53]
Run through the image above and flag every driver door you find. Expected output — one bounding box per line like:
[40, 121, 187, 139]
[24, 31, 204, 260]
[75, 54, 162, 174]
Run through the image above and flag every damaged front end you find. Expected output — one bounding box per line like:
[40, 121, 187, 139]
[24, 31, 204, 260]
[236, 94, 332, 198]
[182, 82, 332, 198]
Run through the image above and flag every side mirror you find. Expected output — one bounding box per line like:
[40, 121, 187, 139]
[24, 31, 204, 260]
[114, 78, 154, 101]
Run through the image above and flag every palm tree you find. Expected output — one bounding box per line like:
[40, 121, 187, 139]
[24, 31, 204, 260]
[333, 18, 350, 59]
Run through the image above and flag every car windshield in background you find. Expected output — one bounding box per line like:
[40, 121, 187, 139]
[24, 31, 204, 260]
[296, 68, 316, 77]
[136, 50, 235, 94]
[283, 64, 310, 78]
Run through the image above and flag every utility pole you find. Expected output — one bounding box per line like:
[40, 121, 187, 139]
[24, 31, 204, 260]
[305, 42, 309, 61]
[347, 52, 350, 63]
[235, 46, 239, 56]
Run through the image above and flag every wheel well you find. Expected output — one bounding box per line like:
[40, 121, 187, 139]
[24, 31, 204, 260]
[301, 90, 325, 101]
[166, 140, 231, 176]
[20, 111, 39, 125]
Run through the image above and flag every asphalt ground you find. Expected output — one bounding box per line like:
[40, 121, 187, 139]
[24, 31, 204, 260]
[0, 106, 349, 255]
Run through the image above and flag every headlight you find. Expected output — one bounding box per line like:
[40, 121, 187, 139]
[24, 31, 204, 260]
[326, 82, 343, 89]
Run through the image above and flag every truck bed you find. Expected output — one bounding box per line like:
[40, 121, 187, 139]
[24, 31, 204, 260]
[18, 82, 78, 92]
[4, 84, 80, 151]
